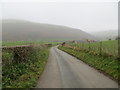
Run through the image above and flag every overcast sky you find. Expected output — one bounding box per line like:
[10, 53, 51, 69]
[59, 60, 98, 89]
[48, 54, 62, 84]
[1, 0, 118, 33]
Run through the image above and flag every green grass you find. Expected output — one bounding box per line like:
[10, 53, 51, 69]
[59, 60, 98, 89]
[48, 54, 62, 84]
[2, 41, 46, 46]
[69, 40, 118, 58]
[2, 52, 14, 65]
[2, 41, 61, 46]
[2, 46, 50, 88]
[58, 46, 119, 84]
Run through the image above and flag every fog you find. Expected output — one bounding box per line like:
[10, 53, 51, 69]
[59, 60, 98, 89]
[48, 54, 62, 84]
[1, 1, 118, 33]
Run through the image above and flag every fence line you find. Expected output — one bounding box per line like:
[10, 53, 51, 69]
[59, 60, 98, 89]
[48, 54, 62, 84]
[67, 40, 118, 58]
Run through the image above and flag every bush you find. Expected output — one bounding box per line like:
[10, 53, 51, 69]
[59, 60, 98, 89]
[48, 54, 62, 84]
[2, 45, 50, 88]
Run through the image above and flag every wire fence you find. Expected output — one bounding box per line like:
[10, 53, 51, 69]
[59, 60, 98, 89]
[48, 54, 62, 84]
[68, 40, 118, 58]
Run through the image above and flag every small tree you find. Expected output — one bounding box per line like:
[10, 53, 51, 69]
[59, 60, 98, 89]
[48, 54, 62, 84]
[109, 38, 111, 40]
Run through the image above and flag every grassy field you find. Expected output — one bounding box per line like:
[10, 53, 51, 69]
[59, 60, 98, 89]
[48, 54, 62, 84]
[69, 40, 118, 58]
[2, 40, 61, 46]
[2, 41, 51, 88]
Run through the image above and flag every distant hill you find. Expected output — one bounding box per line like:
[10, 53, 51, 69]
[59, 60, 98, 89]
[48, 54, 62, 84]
[2, 19, 96, 41]
[90, 30, 118, 40]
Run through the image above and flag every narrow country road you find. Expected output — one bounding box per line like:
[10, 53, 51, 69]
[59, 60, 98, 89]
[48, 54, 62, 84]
[36, 46, 118, 88]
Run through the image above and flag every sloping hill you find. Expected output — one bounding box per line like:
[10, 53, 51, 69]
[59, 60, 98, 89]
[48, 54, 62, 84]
[2, 20, 96, 41]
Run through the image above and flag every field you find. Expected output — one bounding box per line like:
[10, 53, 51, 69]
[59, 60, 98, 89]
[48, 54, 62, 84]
[58, 40, 119, 84]
[2, 41, 53, 88]
[69, 40, 118, 58]
[2, 40, 61, 46]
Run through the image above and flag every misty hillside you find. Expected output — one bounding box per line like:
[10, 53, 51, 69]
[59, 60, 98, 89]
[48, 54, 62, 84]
[90, 30, 118, 40]
[2, 20, 96, 41]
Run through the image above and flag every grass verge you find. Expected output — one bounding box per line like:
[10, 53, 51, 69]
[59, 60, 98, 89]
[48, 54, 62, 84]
[2, 46, 50, 88]
[58, 46, 119, 84]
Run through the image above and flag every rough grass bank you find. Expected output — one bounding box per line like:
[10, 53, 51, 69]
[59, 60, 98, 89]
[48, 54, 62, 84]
[58, 46, 119, 84]
[2, 45, 50, 88]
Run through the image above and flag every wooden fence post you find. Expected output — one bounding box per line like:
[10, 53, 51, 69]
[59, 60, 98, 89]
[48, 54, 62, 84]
[118, 37, 120, 59]
[89, 42, 91, 51]
[99, 41, 102, 56]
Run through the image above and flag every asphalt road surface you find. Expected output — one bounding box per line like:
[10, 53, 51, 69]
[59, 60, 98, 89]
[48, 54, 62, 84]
[36, 46, 118, 88]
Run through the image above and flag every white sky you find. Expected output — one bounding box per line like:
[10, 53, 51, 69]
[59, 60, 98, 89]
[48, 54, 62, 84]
[0, 0, 119, 33]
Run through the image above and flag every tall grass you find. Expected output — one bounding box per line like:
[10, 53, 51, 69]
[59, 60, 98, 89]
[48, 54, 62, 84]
[2, 45, 50, 88]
